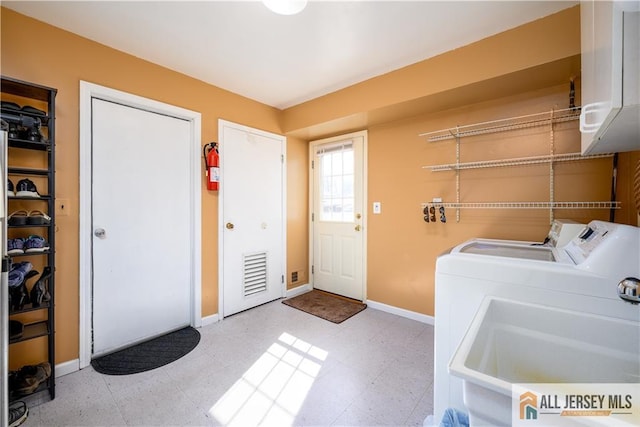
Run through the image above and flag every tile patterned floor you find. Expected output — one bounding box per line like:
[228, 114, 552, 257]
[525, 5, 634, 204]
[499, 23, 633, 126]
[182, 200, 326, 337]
[22, 298, 434, 426]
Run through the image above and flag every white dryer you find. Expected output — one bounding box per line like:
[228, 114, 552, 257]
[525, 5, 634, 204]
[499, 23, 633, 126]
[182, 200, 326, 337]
[433, 220, 640, 423]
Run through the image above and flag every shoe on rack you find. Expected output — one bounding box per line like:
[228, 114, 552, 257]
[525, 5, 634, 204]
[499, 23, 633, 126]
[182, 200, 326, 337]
[8, 178, 15, 197]
[9, 261, 33, 287]
[10, 261, 33, 276]
[15, 178, 40, 198]
[7, 238, 25, 255]
[11, 362, 51, 396]
[10, 270, 38, 311]
[30, 266, 52, 308]
[9, 320, 24, 340]
[9, 401, 28, 427]
[21, 105, 46, 116]
[1, 101, 21, 111]
[8, 210, 29, 226]
[24, 235, 49, 253]
[27, 210, 51, 226]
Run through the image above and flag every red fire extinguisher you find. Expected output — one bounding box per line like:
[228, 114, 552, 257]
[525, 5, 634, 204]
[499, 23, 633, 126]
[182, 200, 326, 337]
[203, 142, 220, 191]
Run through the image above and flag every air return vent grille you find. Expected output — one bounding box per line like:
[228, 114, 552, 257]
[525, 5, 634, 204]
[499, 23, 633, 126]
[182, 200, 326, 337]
[243, 252, 267, 297]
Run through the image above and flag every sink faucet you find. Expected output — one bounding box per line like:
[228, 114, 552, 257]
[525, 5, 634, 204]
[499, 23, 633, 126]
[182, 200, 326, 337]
[618, 277, 640, 304]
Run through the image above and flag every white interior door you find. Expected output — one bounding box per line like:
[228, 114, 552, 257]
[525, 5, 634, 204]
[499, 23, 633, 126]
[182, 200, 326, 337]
[91, 99, 192, 356]
[220, 120, 285, 317]
[310, 132, 366, 301]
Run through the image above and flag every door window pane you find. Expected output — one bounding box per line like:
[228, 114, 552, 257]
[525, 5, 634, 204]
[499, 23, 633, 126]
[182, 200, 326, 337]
[318, 143, 354, 222]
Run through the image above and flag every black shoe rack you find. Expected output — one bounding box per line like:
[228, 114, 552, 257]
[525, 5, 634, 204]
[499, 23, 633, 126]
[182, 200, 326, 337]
[2, 75, 56, 404]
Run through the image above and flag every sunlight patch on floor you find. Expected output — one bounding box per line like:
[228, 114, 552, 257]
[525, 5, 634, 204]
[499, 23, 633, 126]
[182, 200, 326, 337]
[209, 332, 328, 426]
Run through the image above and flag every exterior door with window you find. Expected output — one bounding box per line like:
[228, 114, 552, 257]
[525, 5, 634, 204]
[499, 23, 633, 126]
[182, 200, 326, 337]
[311, 132, 366, 300]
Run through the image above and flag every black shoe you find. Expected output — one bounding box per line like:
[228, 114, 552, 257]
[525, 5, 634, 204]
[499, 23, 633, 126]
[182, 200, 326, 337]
[9, 320, 24, 340]
[30, 266, 52, 308]
[15, 178, 40, 198]
[11, 270, 39, 311]
[9, 401, 28, 427]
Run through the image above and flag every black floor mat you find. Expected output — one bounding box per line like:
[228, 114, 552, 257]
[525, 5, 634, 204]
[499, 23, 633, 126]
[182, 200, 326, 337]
[91, 326, 200, 375]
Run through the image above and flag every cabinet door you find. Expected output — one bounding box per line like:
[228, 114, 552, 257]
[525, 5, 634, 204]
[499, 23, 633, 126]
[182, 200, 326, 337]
[580, 0, 624, 151]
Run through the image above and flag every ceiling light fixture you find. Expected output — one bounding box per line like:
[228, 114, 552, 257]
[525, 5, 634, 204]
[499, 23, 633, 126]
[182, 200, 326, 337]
[262, 0, 307, 15]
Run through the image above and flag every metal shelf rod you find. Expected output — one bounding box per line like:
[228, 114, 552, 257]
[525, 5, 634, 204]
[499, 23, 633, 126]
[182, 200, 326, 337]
[420, 201, 622, 209]
[419, 107, 580, 142]
[423, 152, 614, 171]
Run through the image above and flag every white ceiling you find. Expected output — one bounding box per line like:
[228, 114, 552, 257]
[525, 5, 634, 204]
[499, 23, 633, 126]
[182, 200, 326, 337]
[3, 1, 577, 109]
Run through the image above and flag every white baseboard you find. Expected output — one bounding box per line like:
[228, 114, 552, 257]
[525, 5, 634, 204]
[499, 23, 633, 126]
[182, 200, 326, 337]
[201, 285, 308, 326]
[201, 313, 219, 327]
[366, 299, 435, 325]
[286, 283, 311, 298]
[56, 358, 80, 377]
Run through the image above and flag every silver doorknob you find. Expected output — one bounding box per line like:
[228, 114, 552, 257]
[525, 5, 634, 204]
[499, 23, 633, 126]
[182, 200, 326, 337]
[94, 228, 106, 238]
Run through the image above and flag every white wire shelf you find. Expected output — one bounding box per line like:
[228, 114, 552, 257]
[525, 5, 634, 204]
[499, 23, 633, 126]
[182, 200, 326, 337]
[419, 107, 580, 142]
[420, 201, 621, 210]
[418, 106, 618, 223]
[423, 152, 614, 171]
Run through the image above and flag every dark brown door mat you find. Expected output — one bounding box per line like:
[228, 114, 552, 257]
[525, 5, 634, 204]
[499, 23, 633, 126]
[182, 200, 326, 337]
[282, 289, 366, 323]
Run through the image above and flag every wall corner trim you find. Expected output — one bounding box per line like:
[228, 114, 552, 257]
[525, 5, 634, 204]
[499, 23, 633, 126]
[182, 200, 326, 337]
[201, 314, 220, 327]
[286, 283, 312, 298]
[56, 359, 80, 378]
[366, 300, 435, 325]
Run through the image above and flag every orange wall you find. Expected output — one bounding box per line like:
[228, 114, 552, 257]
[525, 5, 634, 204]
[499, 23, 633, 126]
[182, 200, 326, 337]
[366, 85, 638, 314]
[280, 3, 637, 316]
[286, 136, 309, 288]
[1, 7, 303, 366]
[3, 5, 638, 368]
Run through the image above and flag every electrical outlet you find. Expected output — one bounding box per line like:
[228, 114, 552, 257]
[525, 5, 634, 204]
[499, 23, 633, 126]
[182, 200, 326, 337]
[373, 202, 381, 214]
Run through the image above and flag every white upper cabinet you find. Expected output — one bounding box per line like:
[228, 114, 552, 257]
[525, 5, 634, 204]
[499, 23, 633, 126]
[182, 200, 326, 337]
[580, 0, 640, 154]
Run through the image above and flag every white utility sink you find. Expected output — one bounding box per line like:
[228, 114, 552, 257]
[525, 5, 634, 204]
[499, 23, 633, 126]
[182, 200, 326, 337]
[449, 297, 640, 426]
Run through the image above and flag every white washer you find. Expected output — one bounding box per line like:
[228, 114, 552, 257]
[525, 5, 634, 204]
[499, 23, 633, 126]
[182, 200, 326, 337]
[433, 220, 640, 423]
[461, 219, 586, 257]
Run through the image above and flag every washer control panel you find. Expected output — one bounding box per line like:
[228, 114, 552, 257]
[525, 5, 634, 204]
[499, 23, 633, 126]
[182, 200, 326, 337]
[564, 221, 640, 279]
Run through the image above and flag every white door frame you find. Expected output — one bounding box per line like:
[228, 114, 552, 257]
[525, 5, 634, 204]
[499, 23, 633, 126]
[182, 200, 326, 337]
[79, 81, 202, 369]
[308, 130, 368, 301]
[217, 119, 287, 318]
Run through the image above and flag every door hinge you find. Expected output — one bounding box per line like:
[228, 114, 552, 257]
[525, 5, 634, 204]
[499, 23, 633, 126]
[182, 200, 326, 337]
[312, 213, 314, 222]
[282, 274, 284, 283]
[281, 154, 284, 163]
[311, 265, 314, 274]
[311, 160, 314, 169]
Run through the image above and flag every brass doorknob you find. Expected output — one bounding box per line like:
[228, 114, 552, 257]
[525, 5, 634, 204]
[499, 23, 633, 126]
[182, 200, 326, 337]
[226, 222, 234, 230]
[355, 225, 361, 231]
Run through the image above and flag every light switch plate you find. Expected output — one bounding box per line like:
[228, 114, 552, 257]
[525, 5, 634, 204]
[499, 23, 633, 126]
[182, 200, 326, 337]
[373, 202, 381, 214]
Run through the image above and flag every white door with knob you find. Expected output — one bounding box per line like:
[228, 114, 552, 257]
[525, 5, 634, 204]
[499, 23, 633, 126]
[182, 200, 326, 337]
[219, 120, 285, 317]
[90, 97, 196, 357]
[310, 131, 366, 301]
